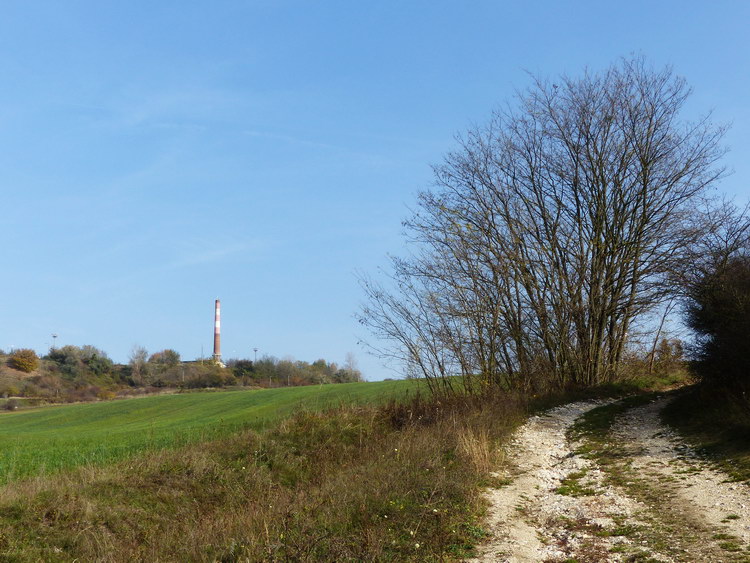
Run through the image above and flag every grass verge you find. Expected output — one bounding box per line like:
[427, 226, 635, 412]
[661, 385, 750, 484]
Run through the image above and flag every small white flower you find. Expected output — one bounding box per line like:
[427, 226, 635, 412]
[415, 543, 420, 549]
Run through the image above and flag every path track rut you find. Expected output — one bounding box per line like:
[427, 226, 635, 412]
[471, 397, 750, 562]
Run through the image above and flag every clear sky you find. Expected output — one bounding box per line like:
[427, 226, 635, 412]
[1, 1, 748, 379]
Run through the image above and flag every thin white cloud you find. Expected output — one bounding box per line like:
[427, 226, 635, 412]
[167, 239, 264, 269]
[242, 128, 341, 151]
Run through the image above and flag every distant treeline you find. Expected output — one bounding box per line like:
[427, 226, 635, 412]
[227, 356, 363, 387]
[0, 345, 363, 405]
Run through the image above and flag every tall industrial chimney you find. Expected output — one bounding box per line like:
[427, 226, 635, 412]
[213, 298, 221, 363]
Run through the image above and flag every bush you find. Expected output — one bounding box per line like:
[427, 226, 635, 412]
[0, 385, 19, 398]
[21, 383, 41, 398]
[182, 365, 237, 388]
[4, 398, 18, 411]
[8, 349, 39, 373]
[230, 359, 255, 380]
[46, 345, 117, 386]
[686, 254, 750, 393]
[148, 349, 180, 366]
[97, 390, 117, 401]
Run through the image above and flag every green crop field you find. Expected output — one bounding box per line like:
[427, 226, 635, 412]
[0, 380, 419, 484]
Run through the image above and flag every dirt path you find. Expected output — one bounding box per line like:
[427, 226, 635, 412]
[613, 399, 750, 557]
[471, 397, 750, 562]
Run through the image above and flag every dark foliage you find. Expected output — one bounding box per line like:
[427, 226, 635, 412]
[686, 254, 750, 393]
[46, 345, 116, 382]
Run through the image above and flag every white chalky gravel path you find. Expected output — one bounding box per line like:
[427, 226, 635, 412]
[470, 397, 750, 562]
[614, 398, 750, 546]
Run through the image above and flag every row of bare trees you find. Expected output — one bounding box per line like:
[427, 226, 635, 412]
[359, 57, 742, 395]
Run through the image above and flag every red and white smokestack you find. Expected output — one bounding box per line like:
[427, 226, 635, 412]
[213, 299, 221, 362]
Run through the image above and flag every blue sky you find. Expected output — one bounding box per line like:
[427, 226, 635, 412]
[1, 1, 748, 379]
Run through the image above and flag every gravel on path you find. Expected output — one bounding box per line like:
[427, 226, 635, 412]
[470, 397, 750, 562]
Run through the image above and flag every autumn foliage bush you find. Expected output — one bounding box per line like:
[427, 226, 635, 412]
[8, 349, 39, 373]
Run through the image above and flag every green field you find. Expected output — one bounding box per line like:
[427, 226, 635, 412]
[0, 380, 418, 484]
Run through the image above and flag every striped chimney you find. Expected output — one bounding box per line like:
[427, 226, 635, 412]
[213, 299, 221, 362]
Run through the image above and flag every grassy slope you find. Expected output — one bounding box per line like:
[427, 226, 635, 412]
[0, 374, 690, 561]
[0, 390, 523, 561]
[0, 380, 419, 484]
[0, 362, 30, 394]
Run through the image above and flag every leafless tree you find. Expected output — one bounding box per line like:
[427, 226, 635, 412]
[359, 57, 728, 393]
[129, 345, 149, 385]
[672, 198, 750, 293]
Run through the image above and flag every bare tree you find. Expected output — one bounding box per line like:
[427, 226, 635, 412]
[129, 345, 149, 385]
[359, 57, 727, 393]
[672, 199, 750, 293]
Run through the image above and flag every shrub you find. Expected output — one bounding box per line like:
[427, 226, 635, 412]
[231, 359, 255, 380]
[183, 365, 237, 388]
[686, 254, 750, 393]
[46, 345, 117, 386]
[21, 383, 41, 398]
[0, 385, 19, 398]
[4, 398, 18, 411]
[8, 349, 39, 373]
[148, 349, 180, 366]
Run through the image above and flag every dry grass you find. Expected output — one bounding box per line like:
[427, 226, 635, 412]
[0, 392, 526, 561]
[457, 427, 494, 475]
